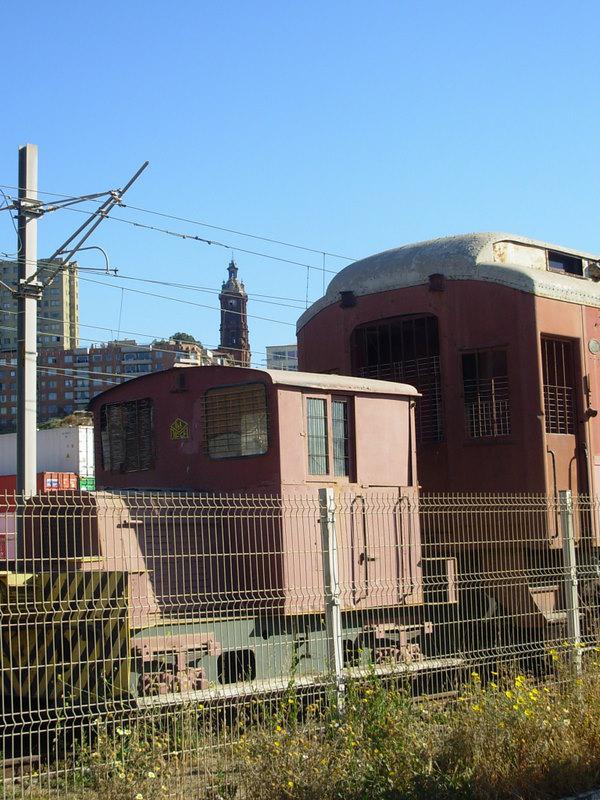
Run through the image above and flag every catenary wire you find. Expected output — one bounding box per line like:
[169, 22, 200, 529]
[18, 200, 341, 275]
[0, 326, 268, 378]
[0, 258, 301, 326]
[0, 188, 20, 257]
[0, 307, 277, 361]
[4, 255, 321, 309]
[76, 274, 296, 327]
[0, 182, 356, 261]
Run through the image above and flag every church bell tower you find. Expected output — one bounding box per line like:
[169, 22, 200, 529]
[218, 258, 250, 366]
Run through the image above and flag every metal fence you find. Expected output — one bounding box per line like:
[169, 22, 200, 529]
[0, 489, 598, 797]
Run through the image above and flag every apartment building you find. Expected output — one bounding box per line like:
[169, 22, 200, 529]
[266, 344, 298, 371]
[0, 339, 231, 431]
[0, 259, 79, 351]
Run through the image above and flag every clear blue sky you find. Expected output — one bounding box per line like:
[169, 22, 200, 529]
[1, 1, 599, 366]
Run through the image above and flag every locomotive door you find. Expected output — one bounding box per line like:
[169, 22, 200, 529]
[345, 490, 420, 609]
[542, 337, 585, 539]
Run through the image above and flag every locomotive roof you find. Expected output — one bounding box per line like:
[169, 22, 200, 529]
[264, 368, 419, 396]
[297, 232, 600, 331]
[89, 365, 420, 405]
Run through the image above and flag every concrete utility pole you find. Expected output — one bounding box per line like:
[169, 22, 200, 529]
[5, 147, 148, 498]
[16, 144, 42, 496]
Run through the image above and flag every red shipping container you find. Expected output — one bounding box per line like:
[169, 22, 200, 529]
[0, 472, 78, 493]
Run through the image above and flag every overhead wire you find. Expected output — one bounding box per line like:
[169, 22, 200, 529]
[0, 194, 341, 275]
[0, 308, 274, 362]
[0, 188, 20, 258]
[0, 182, 356, 262]
[0, 183, 321, 376]
[76, 274, 296, 327]
[53, 203, 341, 274]
[4, 255, 320, 309]
[0, 328, 268, 383]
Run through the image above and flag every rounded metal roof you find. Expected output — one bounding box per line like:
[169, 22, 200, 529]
[297, 232, 600, 331]
[88, 364, 420, 407]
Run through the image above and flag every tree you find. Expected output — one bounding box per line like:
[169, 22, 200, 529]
[169, 332, 203, 346]
[39, 412, 93, 429]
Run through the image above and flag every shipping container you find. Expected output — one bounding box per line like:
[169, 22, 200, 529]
[0, 472, 78, 493]
[0, 427, 94, 478]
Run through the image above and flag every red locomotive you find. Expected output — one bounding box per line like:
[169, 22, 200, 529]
[17, 365, 451, 699]
[297, 232, 600, 647]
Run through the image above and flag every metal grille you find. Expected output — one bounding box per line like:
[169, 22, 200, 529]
[353, 315, 443, 443]
[307, 397, 329, 474]
[100, 397, 154, 472]
[205, 383, 268, 458]
[542, 337, 576, 434]
[462, 350, 511, 438]
[332, 399, 350, 477]
[0, 490, 598, 797]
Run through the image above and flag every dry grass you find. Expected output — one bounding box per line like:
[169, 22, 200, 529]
[6, 651, 600, 800]
[235, 652, 600, 800]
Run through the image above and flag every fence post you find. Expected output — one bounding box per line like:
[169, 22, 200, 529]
[559, 489, 582, 676]
[319, 487, 345, 711]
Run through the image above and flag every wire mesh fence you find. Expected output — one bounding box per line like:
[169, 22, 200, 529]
[0, 489, 597, 797]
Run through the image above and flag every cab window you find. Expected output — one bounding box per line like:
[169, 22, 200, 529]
[205, 383, 268, 459]
[307, 395, 352, 478]
[100, 397, 154, 472]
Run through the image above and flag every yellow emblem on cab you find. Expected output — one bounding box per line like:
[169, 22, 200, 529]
[170, 418, 189, 440]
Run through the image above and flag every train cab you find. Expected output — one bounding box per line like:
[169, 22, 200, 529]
[89, 364, 420, 498]
[38, 365, 430, 619]
[12, 367, 453, 702]
[297, 233, 600, 637]
[297, 233, 600, 508]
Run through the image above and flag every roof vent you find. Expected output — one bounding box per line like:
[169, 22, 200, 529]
[428, 273, 445, 292]
[339, 290, 356, 308]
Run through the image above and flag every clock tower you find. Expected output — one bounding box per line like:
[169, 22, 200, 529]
[218, 259, 250, 366]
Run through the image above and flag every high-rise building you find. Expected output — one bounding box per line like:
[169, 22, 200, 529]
[0, 259, 79, 351]
[218, 259, 250, 366]
[266, 344, 298, 371]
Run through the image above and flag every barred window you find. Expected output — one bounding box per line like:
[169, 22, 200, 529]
[542, 337, 576, 434]
[307, 398, 329, 475]
[205, 383, 268, 459]
[332, 399, 350, 477]
[462, 350, 510, 438]
[100, 398, 154, 472]
[352, 315, 443, 443]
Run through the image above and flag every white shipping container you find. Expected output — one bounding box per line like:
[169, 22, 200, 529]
[0, 427, 95, 478]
